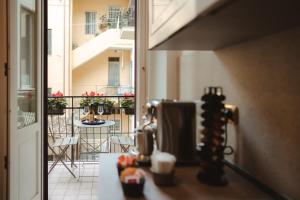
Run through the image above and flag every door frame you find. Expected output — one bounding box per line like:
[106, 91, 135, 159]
[0, 0, 8, 199]
[8, 0, 44, 199]
[42, 0, 138, 198]
[42, 0, 48, 199]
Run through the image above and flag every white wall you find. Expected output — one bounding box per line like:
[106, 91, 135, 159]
[147, 50, 179, 100]
[147, 51, 167, 99]
[179, 28, 300, 199]
[48, 0, 70, 95]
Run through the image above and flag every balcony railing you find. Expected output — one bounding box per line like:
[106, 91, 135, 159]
[101, 6, 135, 29]
[47, 95, 135, 162]
[72, 85, 134, 96]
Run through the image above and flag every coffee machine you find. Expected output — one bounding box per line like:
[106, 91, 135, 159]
[135, 101, 159, 163]
[155, 100, 197, 164]
[136, 100, 197, 164]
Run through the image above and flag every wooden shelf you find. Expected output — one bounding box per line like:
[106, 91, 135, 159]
[98, 154, 272, 200]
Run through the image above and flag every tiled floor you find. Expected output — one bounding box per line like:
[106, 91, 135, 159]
[48, 163, 99, 200]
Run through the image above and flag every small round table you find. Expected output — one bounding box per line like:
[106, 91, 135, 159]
[74, 120, 116, 178]
[74, 119, 115, 156]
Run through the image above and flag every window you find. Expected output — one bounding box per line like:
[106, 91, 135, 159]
[85, 11, 96, 34]
[18, 8, 37, 128]
[108, 57, 120, 86]
[48, 29, 52, 55]
[108, 6, 121, 28]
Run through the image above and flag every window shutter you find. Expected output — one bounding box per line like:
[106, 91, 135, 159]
[108, 57, 120, 86]
[85, 12, 96, 34]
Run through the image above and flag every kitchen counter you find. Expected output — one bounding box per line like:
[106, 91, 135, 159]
[98, 154, 272, 200]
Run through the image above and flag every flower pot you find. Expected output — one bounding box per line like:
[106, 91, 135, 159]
[124, 108, 135, 115]
[112, 107, 121, 114]
[48, 109, 65, 115]
[102, 107, 112, 115]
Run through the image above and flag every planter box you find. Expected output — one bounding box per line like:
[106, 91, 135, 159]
[102, 107, 112, 115]
[48, 109, 65, 115]
[124, 108, 135, 115]
[112, 107, 121, 114]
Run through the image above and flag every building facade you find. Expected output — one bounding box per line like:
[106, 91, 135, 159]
[48, 0, 135, 96]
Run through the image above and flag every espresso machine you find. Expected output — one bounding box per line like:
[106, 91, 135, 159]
[136, 100, 197, 164]
[134, 101, 159, 164]
[156, 101, 197, 164]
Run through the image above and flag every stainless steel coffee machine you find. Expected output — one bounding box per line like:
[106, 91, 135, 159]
[156, 101, 196, 164]
[135, 101, 159, 163]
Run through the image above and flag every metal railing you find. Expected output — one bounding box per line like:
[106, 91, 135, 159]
[100, 6, 135, 29]
[47, 95, 135, 162]
[71, 85, 134, 96]
[71, 6, 135, 35]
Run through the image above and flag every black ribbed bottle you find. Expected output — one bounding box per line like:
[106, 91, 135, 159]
[197, 87, 228, 186]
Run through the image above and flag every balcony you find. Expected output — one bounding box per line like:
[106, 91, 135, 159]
[48, 95, 135, 161]
[72, 6, 135, 69]
[47, 95, 136, 197]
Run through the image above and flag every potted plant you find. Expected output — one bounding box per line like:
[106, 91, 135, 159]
[121, 92, 135, 115]
[112, 101, 121, 114]
[99, 14, 108, 32]
[80, 91, 103, 114]
[100, 98, 115, 115]
[48, 91, 67, 115]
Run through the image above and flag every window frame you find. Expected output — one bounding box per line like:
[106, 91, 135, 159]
[85, 11, 97, 35]
[107, 6, 122, 28]
[107, 57, 120, 87]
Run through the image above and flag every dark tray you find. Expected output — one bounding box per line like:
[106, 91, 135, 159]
[81, 120, 105, 125]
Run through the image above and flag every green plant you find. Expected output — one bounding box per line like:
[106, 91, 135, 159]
[101, 98, 115, 109]
[80, 91, 103, 107]
[121, 93, 135, 108]
[120, 98, 134, 108]
[72, 42, 79, 50]
[48, 91, 67, 110]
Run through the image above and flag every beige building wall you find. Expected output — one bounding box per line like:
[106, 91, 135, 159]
[72, 49, 132, 95]
[179, 28, 300, 199]
[72, 0, 129, 47]
[48, 0, 71, 95]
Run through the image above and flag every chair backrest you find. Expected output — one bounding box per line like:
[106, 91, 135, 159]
[48, 113, 79, 143]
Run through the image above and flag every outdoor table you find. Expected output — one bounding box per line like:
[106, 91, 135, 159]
[74, 120, 115, 158]
[74, 120, 115, 178]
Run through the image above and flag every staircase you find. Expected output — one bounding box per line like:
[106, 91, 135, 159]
[72, 29, 134, 69]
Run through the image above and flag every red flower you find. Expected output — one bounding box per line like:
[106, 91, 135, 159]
[89, 91, 96, 96]
[81, 91, 103, 96]
[56, 91, 64, 97]
[124, 92, 134, 97]
[51, 91, 64, 97]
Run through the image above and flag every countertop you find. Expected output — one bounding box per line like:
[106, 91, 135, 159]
[98, 154, 272, 200]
